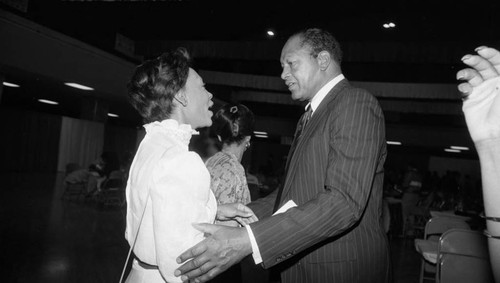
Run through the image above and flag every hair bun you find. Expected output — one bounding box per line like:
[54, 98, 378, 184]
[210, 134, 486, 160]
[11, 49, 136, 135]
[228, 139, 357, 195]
[212, 103, 254, 145]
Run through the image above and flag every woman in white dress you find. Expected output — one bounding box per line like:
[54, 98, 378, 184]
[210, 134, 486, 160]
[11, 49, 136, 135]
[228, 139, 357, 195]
[124, 48, 257, 283]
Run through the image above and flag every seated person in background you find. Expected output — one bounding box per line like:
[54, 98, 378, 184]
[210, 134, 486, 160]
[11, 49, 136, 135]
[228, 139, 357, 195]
[401, 163, 423, 236]
[402, 163, 423, 194]
[87, 151, 122, 194]
[87, 162, 107, 194]
[62, 166, 92, 197]
[457, 45, 500, 282]
[64, 167, 89, 185]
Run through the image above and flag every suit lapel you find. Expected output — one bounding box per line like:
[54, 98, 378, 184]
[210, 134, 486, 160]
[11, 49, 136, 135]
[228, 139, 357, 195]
[280, 80, 349, 202]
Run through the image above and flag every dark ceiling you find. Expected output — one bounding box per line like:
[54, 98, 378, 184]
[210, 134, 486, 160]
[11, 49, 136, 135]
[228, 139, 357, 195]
[1, 0, 499, 159]
[18, 0, 500, 46]
[3, 0, 499, 81]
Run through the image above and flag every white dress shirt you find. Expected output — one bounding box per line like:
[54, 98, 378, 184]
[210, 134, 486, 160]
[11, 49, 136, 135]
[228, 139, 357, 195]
[125, 119, 217, 282]
[307, 74, 345, 115]
[246, 74, 345, 264]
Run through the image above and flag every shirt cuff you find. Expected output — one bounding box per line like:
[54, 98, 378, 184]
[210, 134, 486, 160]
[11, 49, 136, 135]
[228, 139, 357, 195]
[245, 225, 263, 264]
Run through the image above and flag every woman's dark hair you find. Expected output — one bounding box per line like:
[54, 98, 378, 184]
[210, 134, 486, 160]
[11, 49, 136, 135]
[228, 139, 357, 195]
[127, 47, 191, 123]
[211, 103, 254, 145]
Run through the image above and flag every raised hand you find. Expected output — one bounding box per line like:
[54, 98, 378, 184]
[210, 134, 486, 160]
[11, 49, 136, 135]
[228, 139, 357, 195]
[456, 46, 500, 143]
[175, 223, 252, 282]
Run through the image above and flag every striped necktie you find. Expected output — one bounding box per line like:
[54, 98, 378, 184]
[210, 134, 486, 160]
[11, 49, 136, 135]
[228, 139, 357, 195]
[303, 105, 313, 128]
[298, 105, 313, 136]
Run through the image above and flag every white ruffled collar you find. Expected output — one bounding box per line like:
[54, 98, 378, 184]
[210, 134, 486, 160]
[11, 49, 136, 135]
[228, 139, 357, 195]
[143, 119, 199, 146]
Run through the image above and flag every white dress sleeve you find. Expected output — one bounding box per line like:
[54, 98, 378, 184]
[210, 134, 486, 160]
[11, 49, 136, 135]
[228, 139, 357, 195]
[150, 150, 216, 282]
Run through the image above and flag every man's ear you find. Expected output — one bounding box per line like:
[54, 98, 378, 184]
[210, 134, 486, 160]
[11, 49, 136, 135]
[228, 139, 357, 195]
[174, 90, 188, 107]
[317, 51, 331, 71]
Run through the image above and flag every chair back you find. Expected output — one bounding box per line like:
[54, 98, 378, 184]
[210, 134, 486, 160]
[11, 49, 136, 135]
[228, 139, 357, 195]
[436, 229, 493, 283]
[417, 217, 471, 283]
[424, 216, 470, 241]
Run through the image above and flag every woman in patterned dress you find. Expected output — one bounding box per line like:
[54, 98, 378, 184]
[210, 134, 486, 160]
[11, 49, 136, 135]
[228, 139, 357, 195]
[205, 103, 262, 283]
[206, 103, 255, 222]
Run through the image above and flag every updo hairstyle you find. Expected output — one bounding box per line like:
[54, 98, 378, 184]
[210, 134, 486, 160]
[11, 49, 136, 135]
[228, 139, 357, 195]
[211, 103, 255, 145]
[127, 47, 191, 123]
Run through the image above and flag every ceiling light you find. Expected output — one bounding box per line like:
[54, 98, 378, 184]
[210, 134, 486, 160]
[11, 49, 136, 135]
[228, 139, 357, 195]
[254, 131, 268, 135]
[383, 22, 396, 29]
[386, 141, 402, 145]
[255, 134, 268, 138]
[444, 148, 460, 153]
[450, 146, 469, 151]
[38, 99, 59, 105]
[64, 82, 94, 91]
[267, 30, 275, 36]
[107, 113, 119, 118]
[3, 82, 20, 87]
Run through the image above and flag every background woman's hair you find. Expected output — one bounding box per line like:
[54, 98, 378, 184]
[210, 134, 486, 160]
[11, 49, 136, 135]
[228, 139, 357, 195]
[211, 103, 255, 145]
[127, 47, 191, 123]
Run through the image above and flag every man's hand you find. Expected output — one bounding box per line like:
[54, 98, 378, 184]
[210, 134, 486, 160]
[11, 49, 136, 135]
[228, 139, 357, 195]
[175, 223, 252, 282]
[457, 46, 500, 143]
[216, 203, 258, 226]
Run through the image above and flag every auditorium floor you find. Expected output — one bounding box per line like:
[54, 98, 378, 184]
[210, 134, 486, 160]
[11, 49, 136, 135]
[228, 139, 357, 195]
[1, 173, 420, 283]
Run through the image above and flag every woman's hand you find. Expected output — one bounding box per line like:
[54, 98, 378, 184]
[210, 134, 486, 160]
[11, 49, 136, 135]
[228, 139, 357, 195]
[457, 46, 500, 143]
[216, 203, 258, 226]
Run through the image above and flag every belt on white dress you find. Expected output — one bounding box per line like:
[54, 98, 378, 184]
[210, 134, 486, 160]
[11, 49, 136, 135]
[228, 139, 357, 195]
[135, 258, 158, 270]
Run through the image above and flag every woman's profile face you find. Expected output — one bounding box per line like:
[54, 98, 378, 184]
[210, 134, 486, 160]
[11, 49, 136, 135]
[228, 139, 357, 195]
[183, 68, 214, 129]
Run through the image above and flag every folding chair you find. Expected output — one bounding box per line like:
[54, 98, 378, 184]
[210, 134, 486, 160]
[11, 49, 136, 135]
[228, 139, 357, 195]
[416, 217, 470, 283]
[436, 229, 493, 283]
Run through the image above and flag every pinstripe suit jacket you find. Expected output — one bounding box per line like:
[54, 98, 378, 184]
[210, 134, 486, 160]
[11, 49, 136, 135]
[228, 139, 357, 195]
[248, 79, 390, 283]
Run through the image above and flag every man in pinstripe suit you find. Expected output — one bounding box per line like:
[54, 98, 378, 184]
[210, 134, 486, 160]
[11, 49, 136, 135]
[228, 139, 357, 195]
[176, 28, 390, 283]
